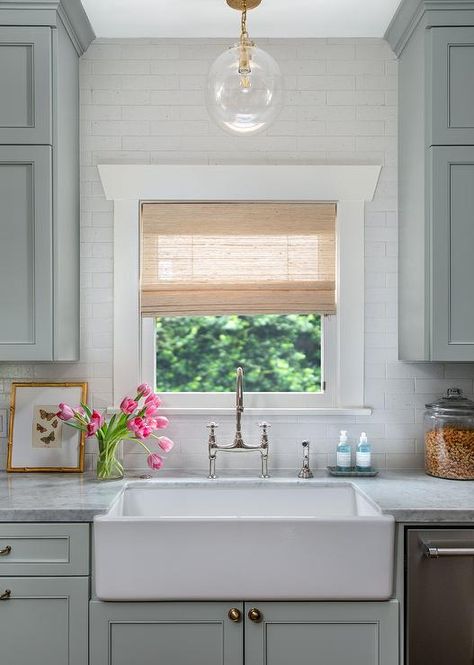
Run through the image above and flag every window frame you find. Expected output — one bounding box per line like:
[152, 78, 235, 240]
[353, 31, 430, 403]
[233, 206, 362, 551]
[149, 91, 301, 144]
[99, 164, 380, 415]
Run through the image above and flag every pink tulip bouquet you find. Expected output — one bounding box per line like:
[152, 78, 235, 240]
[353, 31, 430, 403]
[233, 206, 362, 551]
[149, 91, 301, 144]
[57, 384, 174, 480]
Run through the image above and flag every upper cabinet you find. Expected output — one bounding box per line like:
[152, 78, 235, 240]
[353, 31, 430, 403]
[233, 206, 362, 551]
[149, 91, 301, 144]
[0, 1, 94, 361]
[431, 147, 474, 360]
[0, 146, 53, 360]
[387, 1, 474, 361]
[430, 27, 474, 145]
[0, 26, 52, 144]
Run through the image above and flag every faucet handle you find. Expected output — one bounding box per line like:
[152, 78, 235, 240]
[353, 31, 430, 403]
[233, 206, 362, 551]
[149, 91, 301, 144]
[258, 421, 271, 430]
[207, 422, 218, 446]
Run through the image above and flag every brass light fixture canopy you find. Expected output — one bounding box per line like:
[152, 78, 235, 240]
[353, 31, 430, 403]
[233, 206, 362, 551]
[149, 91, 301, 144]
[226, 0, 262, 10]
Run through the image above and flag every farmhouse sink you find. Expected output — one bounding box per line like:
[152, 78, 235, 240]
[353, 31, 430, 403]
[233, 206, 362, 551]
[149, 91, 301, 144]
[94, 482, 394, 601]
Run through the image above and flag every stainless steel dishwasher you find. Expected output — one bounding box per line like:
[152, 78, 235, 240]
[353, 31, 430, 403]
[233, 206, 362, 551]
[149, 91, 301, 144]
[406, 528, 474, 664]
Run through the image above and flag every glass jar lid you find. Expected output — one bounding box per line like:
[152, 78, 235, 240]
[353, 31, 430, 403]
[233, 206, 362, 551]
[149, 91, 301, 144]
[425, 387, 474, 415]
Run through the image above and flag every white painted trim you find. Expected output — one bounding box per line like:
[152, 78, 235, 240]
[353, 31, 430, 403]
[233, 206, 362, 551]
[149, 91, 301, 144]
[141, 317, 156, 391]
[101, 164, 381, 409]
[113, 200, 141, 397]
[99, 164, 381, 203]
[336, 201, 366, 407]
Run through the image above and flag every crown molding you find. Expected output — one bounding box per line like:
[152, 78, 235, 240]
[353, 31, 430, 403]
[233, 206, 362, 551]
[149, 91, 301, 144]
[98, 164, 382, 203]
[0, 0, 95, 54]
[386, 0, 474, 55]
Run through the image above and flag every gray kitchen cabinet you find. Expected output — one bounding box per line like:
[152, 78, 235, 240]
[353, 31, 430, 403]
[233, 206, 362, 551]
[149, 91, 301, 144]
[387, 3, 474, 360]
[0, 523, 89, 576]
[90, 600, 399, 665]
[431, 147, 474, 360]
[90, 601, 244, 665]
[0, 146, 53, 360]
[0, 26, 52, 144]
[0, 576, 88, 665]
[430, 27, 474, 145]
[0, 2, 94, 361]
[245, 601, 399, 665]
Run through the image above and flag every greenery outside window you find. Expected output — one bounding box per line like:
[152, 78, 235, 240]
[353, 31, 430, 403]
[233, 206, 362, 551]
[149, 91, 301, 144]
[155, 314, 323, 393]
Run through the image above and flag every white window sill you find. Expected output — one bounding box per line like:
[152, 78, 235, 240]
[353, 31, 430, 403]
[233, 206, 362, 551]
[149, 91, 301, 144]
[108, 407, 372, 417]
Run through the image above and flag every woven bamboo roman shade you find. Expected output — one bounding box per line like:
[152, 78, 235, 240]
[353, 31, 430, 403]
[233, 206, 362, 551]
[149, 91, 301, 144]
[140, 202, 336, 317]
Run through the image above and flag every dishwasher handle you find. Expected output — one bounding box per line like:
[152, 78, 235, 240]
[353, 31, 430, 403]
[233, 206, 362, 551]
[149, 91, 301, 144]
[423, 542, 474, 558]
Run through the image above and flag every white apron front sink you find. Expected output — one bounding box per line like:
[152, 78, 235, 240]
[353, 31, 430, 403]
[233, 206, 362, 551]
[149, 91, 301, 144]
[94, 482, 394, 601]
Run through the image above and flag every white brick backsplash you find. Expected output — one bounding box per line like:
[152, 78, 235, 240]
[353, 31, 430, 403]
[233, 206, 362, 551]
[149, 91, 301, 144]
[0, 37, 471, 473]
[327, 90, 385, 106]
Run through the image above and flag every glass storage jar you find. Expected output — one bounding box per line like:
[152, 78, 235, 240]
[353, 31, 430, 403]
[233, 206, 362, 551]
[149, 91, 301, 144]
[424, 387, 474, 480]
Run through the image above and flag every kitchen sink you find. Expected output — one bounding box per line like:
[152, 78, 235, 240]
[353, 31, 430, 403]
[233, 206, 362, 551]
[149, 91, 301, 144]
[94, 482, 394, 601]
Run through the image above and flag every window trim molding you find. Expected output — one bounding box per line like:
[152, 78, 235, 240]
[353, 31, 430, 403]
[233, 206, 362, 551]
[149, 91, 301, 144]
[98, 164, 381, 411]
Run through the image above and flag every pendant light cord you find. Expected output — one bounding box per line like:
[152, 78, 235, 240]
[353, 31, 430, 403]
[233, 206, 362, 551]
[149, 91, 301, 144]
[241, 0, 248, 40]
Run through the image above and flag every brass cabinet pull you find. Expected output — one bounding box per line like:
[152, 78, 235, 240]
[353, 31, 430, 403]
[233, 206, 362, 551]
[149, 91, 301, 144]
[0, 590, 11, 600]
[228, 608, 242, 623]
[0, 546, 11, 556]
[248, 607, 263, 623]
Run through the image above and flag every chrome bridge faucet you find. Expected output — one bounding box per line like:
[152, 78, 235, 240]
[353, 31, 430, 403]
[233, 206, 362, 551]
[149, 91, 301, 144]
[207, 367, 270, 479]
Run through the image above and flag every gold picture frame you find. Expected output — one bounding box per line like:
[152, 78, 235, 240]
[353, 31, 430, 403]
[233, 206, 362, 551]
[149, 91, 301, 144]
[7, 382, 88, 473]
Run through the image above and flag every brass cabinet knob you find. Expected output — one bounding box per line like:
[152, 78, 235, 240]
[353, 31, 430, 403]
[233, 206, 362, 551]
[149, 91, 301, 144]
[228, 608, 241, 623]
[0, 546, 11, 556]
[248, 607, 263, 623]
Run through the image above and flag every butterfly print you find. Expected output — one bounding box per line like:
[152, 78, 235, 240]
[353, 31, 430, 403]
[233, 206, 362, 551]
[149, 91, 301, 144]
[51, 419, 58, 429]
[40, 432, 55, 445]
[39, 409, 56, 422]
[36, 424, 47, 433]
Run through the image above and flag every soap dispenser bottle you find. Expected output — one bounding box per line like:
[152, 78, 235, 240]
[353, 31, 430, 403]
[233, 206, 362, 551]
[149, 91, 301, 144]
[356, 432, 372, 471]
[336, 430, 352, 471]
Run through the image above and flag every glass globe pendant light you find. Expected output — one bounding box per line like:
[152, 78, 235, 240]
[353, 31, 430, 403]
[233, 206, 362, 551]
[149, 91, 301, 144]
[206, 0, 283, 135]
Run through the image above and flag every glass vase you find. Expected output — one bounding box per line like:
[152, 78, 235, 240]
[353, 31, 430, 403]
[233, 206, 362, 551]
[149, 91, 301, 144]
[96, 441, 124, 481]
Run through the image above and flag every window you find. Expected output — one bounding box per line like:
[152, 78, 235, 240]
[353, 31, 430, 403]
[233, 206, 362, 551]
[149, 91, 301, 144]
[140, 202, 337, 408]
[100, 163, 376, 413]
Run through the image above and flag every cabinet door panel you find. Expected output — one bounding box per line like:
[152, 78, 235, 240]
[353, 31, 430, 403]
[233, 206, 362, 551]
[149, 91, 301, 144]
[0, 523, 89, 576]
[431, 27, 474, 145]
[0, 577, 88, 665]
[0, 27, 52, 144]
[245, 601, 399, 665]
[90, 601, 243, 665]
[431, 147, 474, 360]
[0, 146, 53, 360]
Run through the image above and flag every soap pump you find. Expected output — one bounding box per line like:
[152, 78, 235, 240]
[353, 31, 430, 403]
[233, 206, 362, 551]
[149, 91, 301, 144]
[336, 430, 352, 471]
[356, 432, 372, 471]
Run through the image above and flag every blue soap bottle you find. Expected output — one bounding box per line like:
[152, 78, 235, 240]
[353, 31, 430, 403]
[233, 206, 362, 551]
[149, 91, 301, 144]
[336, 430, 352, 471]
[356, 432, 372, 471]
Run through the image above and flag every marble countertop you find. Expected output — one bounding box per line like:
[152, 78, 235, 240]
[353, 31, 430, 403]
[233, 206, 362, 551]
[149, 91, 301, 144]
[0, 469, 472, 523]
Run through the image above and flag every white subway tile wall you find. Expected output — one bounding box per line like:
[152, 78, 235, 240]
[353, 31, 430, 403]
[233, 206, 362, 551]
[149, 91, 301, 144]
[0, 38, 472, 473]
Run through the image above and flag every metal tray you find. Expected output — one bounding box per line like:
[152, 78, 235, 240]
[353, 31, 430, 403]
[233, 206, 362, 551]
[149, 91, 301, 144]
[327, 466, 379, 478]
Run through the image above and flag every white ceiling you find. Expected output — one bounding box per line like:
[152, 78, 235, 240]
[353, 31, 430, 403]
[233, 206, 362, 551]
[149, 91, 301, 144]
[81, 0, 403, 39]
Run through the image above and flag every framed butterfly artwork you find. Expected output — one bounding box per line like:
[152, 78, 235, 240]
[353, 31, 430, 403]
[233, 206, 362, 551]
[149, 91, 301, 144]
[7, 382, 88, 472]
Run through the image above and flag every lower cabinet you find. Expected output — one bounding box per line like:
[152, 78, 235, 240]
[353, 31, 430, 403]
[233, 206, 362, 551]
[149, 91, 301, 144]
[0, 577, 88, 665]
[245, 601, 399, 665]
[90, 601, 244, 665]
[90, 599, 399, 665]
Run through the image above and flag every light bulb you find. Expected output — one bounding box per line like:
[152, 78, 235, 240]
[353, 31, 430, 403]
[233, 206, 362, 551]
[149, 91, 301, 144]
[206, 42, 283, 135]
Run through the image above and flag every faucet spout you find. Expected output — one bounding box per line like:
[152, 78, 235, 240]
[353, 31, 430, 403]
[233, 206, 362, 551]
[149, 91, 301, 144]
[207, 365, 270, 478]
